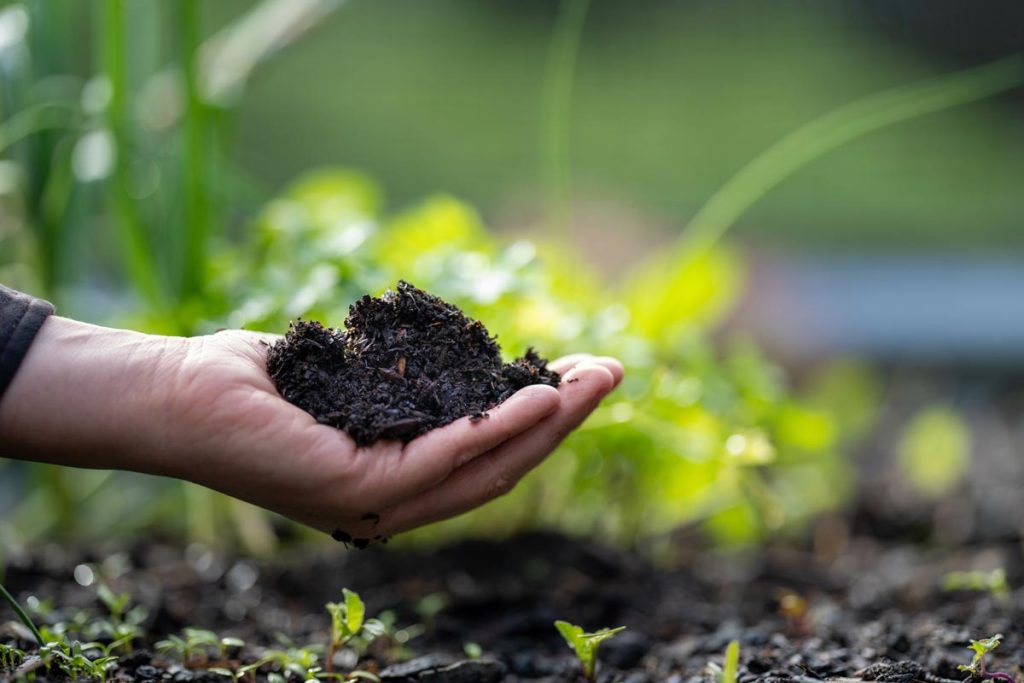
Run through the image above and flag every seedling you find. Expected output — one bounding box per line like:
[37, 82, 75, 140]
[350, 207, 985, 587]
[156, 627, 245, 666]
[209, 658, 269, 683]
[0, 643, 26, 669]
[958, 634, 1003, 678]
[39, 638, 119, 683]
[554, 620, 626, 683]
[721, 641, 740, 683]
[325, 589, 386, 671]
[941, 569, 1011, 603]
[88, 582, 148, 653]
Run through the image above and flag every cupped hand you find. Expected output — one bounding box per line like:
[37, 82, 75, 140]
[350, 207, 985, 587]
[0, 317, 623, 541]
[168, 331, 623, 542]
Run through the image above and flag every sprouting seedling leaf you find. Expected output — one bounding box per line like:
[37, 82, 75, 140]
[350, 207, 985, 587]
[554, 620, 626, 683]
[325, 588, 383, 673]
[344, 588, 365, 636]
[96, 582, 131, 622]
[326, 589, 366, 647]
[958, 633, 1003, 676]
[721, 641, 740, 683]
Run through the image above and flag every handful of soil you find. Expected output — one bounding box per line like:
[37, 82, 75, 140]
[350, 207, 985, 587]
[266, 281, 561, 446]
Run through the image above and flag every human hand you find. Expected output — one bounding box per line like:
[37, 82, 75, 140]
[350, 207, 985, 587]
[0, 317, 623, 541]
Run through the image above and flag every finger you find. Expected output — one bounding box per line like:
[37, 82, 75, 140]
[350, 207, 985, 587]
[549, 354, 623, 388]
[586, 356, 624, 387]
[378, 363, 615, 535]
[363, 384, 561, 507]
[548, 353, 594, 373]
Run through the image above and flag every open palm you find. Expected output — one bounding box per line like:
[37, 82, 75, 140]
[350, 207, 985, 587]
[164, 330, 623, 542]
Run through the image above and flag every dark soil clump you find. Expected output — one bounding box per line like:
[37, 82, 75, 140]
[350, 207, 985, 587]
[266, 281, 560, 445]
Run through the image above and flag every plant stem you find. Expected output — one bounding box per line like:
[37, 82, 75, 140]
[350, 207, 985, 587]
[541, 0, 590, 239]
[178, 0, 211, 307]
[102, 0, 165, 308]
[0, 581, 44, 646]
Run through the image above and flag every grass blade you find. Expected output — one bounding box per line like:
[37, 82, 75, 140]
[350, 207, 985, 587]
[541, 0, 590, 237]
[675, 54, 1024, 265]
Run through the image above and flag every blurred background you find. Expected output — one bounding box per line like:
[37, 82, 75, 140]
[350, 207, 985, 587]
[1, 0, 1023, 556]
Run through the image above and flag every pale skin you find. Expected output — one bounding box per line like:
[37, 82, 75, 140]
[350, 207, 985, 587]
[0, 316, 623, 542]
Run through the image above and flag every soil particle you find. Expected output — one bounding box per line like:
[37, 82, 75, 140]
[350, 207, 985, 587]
[861, 660, 923, 682]
[266, 281, 560, 446]
[380, 655, 506, 683]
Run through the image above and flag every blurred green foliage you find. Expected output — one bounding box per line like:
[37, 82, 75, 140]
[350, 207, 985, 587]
[198, 167, 853, 545]
[899, 404, 971, 500]
[1, 0, 1018, 551]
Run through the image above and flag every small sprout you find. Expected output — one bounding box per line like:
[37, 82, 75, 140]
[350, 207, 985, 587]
[96, 582, 131, 622]
[156, 627, 245, 666]
[463, 642, 483, 660]
[264, 640, 324, 677]
[209, 658, 268, 683]
[0, 643, 26, 668]
[40, 638, 119, 683]
[327, 589, 365, 648]
[324, 589, 388, 672]
[707, 641, 741, 683]
[958, 634, 1003, 677]
[942, 569, 1011, 603]
[721, 641, 740, 683]
[554, 620, 626, 683]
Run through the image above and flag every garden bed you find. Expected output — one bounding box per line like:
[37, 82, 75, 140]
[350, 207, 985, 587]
[1, 531, 1021, 683]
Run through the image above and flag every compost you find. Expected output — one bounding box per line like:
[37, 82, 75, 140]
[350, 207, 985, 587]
[266, 281, 560, 446]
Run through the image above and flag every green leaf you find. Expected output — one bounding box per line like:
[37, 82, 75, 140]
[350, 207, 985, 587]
[721, 641, 740, 683]
[343, 588, 365, 635]
[554, 620, 625, 680]
[958, 633, 1002, 674]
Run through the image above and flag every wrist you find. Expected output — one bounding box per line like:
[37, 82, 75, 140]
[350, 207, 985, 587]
[0, 316, 188, 473]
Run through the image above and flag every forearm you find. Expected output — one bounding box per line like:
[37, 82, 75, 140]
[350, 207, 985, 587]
[0, 316, 185, 475]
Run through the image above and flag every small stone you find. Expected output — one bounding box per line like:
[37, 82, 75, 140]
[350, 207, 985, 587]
[136, 665, 159, 679]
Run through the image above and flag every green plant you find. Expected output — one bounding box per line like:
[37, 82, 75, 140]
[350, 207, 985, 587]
[156, 628, 244, 666]
[325, 589, 386, 672]
[39, 638, 119, 683]
[554, 620, 625, 683]
[0, 582, 44, 646]
[209, 658, 268, 683]
[718, 641, 740, 683]
[958, 634, 1003, 677]
[87, 582, 147, 653]
[942, 569, 1011, 603]
[0, 642, 26, 669]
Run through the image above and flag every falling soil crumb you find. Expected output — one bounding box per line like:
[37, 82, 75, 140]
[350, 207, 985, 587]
[266, 281, 560, 446]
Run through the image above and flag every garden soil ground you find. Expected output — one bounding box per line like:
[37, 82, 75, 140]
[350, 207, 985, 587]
[2, 530, 1022, 683]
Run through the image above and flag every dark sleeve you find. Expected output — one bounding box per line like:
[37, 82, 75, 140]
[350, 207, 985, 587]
[0, 284, 55, 400]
